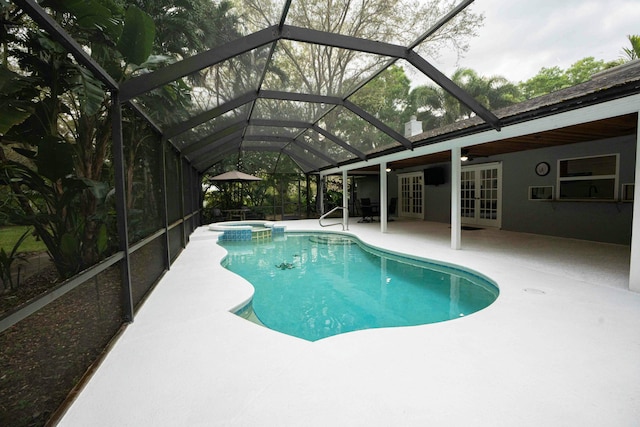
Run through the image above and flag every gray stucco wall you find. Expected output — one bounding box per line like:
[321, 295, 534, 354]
[500, 135, 635, 244]
[423, 165, 452, 223]
[402, 134, 635, 245]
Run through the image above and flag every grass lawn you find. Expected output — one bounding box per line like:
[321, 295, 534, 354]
[0, 225, 48, 253]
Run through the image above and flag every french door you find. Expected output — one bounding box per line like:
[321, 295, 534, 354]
[398, 172, 424, 218]
[461, 162, 502, 228]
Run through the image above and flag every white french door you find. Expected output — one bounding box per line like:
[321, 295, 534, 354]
[461, 162, 502, 228]
[398, 172, 424, 218]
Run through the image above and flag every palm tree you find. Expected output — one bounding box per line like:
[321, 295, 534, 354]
[135, 0, 240, 58]
[622, 35, 640, 61]
[408, 68, 521, 129]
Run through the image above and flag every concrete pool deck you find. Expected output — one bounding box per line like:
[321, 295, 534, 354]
[58, 220, 640, 426]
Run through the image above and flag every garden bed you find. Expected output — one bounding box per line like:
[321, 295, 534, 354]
[0, 261, 123, 426]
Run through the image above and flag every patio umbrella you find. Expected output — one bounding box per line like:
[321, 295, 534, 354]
[209, 170, 262, 208]
[209, 170, 262, 182]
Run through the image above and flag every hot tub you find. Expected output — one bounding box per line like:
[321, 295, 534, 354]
[208, 220, 286, 241]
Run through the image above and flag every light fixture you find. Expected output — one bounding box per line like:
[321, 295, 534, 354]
[385, 167, 391, 172]
[460, 149, 470, 162]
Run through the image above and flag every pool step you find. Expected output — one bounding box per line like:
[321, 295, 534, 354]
[308, 235, 354, 245]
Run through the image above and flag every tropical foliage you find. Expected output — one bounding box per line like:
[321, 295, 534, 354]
[0, 0, 236, 279]
[518, 57, 622, 99]
[621, 34, 640, 61]
[0, 227, 29, 290]
[407, 68, 521, 129]
[0, 1, 157, 277]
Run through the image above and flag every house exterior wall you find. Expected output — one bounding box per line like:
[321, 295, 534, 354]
[423, 167, 452, 223]
[352, 134, 635, 245]
[354, 177, 381, 202]
[500, 135, 634, 244]
[414, 135, 636, 245]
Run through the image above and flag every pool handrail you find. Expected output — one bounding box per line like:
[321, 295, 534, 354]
[319, 206, 349, 231]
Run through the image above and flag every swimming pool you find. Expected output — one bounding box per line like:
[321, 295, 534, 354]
[219, 232, 498, 341]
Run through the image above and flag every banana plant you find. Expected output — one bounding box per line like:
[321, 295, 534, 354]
[0, 228, 29, 291]
[0, 1, 161, 277]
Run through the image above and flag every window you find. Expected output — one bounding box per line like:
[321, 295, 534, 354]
[557, 154, 618, 201]
[529, 186, 554, 201]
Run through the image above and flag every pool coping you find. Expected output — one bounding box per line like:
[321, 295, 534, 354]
[208, 219, 279, 231]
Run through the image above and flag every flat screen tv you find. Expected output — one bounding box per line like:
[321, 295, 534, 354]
[424, 167, 445, 186]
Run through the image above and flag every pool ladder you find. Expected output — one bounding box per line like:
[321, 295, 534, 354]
[319, 206, 349, 231]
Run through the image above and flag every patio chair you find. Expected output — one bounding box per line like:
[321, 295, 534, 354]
[358, 198, 376, 223]
[212, 208, 225, 222]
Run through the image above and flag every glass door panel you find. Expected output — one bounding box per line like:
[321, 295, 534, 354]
[461, 163, 501, 228]
[398, 172, 424, 218]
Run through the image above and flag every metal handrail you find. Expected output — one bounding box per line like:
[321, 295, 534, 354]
[319, 206, 349, 231]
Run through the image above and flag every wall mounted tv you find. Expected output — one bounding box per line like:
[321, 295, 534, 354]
[424, 167, 445, 186]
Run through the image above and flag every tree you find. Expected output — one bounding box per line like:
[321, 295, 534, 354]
[240, 0, 482, 94]
[350, 65, 412, 126]
[1, 0, 242, 275]
[565, 57, 617, 85]
[0, 2, 158, 276]
[621, 34, 640, 61]
[408, 68, 521, 129]
[132, 0, 240, 58]
[519, 57, 620, 99]
[236, 0, 484, 157]
[131, 0, 245, 115]
[518, 66, 568, 99]
[334, 65, 411, 151]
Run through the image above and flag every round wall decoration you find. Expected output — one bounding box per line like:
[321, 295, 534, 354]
[535, 161, 550, 176]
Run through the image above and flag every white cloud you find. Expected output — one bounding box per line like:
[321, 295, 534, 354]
[414, 0, 640, 84]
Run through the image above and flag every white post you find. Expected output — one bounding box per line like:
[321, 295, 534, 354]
[380, 162, 388, 232]
[630, 113, 640, 292]
[451, 147, 462, 250]
[342, 170, 349, 229]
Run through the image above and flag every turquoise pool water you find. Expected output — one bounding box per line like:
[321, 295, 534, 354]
[220, 233, 498, 341]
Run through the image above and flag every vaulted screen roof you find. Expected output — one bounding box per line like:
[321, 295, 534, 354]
[35, 0, 640, 176]
[17, 0, 640, 175]
[117, 0, 502, 173]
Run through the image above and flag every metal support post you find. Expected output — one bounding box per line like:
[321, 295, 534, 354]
[111, 92, 134, 321]
[160, 140, 171, 269]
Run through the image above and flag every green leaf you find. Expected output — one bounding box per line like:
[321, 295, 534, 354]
[96, 223, 108, 255]
[0, 69, 36, 134]
[10, 229, 31, 259]
[0, 104, 33, 135]
[36, 137, 75, 181]
[117, 6, 155, 66]
[71, 64, 106, 116]
[48, 0, 119, 37]
[0, 68, 26, 94]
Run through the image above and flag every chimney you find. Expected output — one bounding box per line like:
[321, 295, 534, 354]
[404, 115, 422, 137]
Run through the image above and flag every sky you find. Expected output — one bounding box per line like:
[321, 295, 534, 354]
[419, 0, 640, 84]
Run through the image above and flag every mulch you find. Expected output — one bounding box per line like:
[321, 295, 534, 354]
[0, 258, 123, 427]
